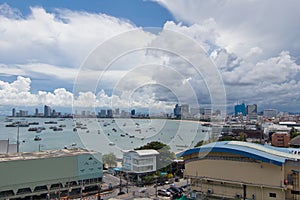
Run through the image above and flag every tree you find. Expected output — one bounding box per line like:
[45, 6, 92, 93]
[290, 127, 299, 139]
[238, 132, 247, 142]
[103, 153, 117, 168]
[194, 140, 204, 147]
[135, 141, 176, 171]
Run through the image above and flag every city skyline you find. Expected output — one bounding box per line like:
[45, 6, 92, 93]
[0, 1, 300, 115]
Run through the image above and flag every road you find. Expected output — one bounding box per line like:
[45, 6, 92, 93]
[100, 173, 189, 200]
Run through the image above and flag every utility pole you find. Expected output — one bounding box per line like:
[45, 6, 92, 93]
[17, 124, 20, 153]
[97, 183, 101, 200]
[119, 173, 122, 194]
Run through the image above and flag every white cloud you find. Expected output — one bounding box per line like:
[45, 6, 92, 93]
[154, 0, 300, 59]
[0, 5, 136, 67]
[0, 2, 300, 113]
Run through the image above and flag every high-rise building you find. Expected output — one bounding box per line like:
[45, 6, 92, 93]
[35, 108, 38, 117]
[174, 104, 181, 119]
[246, 104, 258, 120]
[107, 109, 113, 118]
[131, 109, 136, 117]
[17, 110, 28, 117]
[181, 104, 190, 118]
[263, 109, 277, 119]
[12, 108, 16, 117]
[234, 103, 246, 116]
[115, 108, 120, 115]
[44, 105, 51, 117]
[98, 110, 106, 118]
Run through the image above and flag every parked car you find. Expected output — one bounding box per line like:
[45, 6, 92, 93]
[158, 189, 171, 197]
[167, 187, 182, 198]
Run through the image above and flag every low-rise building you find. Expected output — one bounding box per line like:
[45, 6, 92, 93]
[271, 132, 290, 147]
[179, 141, 300, 200]
[122, 149, 159, 174]
[0, 148, 102, 199]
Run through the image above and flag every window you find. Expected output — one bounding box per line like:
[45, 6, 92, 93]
[269, 193, 276, 198]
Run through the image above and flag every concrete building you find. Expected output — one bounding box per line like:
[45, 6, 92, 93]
[181, 104, 190, 118]
[246, 104, 258, 120]
[107, 109, 113, 118]
[271, 132, 290, 147]
[122, 150, 159, 174]
[44, 105, 51, 117]
[174, 104, 181, 119]
[179, 141, 300, 200]
[12, 108, 16, 117]
[0, 148, 102, 199]
[263, 109, 278, 119]
[235, 103, 246, 116]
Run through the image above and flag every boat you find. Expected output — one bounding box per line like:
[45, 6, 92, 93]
[34, 135, 42, 141]
[44, 121, 57, 124]
[120, 134, 125, 137]
[29, 122, 39, 125]
[109, 142, 115, 146]
[129, 135, 135, 138]
[71, 143, 77, 146]
[53, 127, 63, 131]
[6, 122, 29, 127]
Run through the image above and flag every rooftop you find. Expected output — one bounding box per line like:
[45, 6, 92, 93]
[0, 148, 96, 162]
[125, 149, 159, 156]
[178, 141, 300, 166]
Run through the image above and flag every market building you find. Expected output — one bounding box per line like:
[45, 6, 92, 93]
[179, 141, 300, 200]
[0, 148, 102, 199]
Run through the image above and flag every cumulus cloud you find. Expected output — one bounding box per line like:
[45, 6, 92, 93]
[152, 0, 300, 111]
[0, 2, 300, 113]
[154, 0, 300, 59]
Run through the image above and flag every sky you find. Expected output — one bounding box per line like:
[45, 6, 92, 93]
[0, 0, 300, 115]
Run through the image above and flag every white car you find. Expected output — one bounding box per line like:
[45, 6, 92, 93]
[158, 189, 171, 197]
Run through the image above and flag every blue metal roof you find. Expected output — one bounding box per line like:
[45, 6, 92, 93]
[177, 141, 300, 166]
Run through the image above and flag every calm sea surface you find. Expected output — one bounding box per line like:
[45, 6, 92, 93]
[0, 116, 211, 158]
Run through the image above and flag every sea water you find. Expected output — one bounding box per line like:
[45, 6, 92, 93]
[0, 116, 212, 158]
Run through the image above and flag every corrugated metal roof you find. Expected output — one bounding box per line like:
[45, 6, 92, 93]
[177, 141, 300, 166]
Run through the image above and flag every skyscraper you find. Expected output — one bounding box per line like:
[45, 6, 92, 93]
[44, 105, 51, 117]
[174, 104, 181, 119]
[12, 108, 16, 117]
[234, 103, 246, 116]
[35, 108, 38, 117]
[246, 104, 258, 120]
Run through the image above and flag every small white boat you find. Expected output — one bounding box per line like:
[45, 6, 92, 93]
[109, 142, 115, 146]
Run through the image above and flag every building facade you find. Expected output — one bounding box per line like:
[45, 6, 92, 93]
[122, 150, 159, 174]
[0, 148, 102, 199]
[235, 103, 246, 116]
[179, 141, 300, 200]
[271, 132, 290, 147]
